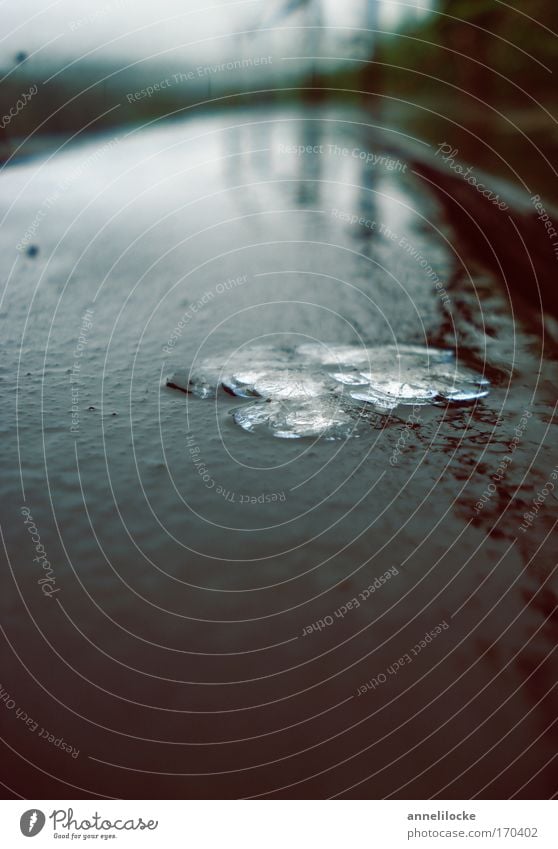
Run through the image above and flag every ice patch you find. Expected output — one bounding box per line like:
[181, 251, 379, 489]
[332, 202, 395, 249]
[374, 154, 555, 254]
[166, 344, 490, 439]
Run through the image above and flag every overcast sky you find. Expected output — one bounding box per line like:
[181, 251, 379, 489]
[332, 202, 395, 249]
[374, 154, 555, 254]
[0, 0, 434, 69]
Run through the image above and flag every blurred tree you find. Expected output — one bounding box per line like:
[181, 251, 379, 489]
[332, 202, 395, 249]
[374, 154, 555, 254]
[258, 0, 324, 86]
[380, 0, 558, 103]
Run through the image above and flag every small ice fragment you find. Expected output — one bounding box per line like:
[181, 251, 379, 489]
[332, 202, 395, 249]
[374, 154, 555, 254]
[232, 398, 355, 440]
[222, 370, 266, 397]
[166, 369, 215, 398]
[252, 370, 331, 400]
[329, 371, 369, 386]
[358, 378, 437, 401]
[349, 390, 400, 411]
[437, 386, 490, 403]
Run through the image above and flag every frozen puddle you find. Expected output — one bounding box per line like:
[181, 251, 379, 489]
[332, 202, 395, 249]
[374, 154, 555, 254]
[166, 344, 490, 439]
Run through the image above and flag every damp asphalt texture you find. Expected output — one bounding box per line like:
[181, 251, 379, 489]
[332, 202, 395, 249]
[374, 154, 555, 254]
[1, 106, 557, 799]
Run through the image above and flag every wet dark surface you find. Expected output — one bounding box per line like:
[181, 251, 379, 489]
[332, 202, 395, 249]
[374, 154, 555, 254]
[1, 106, 557, 799]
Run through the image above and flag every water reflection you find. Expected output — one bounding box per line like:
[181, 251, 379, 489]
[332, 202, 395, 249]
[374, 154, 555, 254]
[2, 98, 557, 799]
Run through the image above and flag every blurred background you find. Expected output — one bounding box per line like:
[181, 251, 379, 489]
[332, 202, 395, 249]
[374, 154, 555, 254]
[2, 1, 556, 198]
